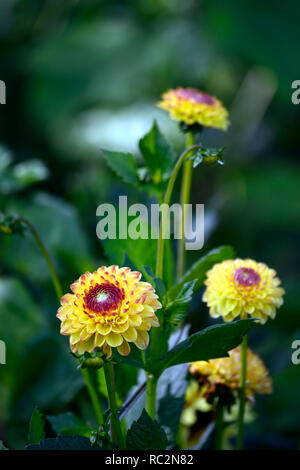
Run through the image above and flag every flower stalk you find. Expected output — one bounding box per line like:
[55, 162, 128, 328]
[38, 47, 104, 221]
[237, 334, 248, 449]
[104, 361, 125, 449]
[177, 131, 195, 280]
[155, 143, 203, 279]
[146, 373, 157, 420]
[215, 404, 224, 450]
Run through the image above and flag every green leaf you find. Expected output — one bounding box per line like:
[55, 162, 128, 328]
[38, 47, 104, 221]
[28, 407, 46, 445]
[157, 362, 189, 447]
[151, 319, 254, 374]
[26, 435, 101, 450]
[12, 332, 83, 422]
[126, 409, 168, 450]
[47, 412, 91, 437]
[165, 280, 197, 326]
[169, 246, 235, 298]
[101, 150, 139, 185]
[0, 193, 92, 282]
[0, 278, 43, 422]
[139, 121, 176, 183]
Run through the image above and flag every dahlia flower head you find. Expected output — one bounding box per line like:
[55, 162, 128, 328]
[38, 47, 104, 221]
[57, 265, 161, 358]
[189, 346, 273, 400]
[203, 258, 284, 324]
[157, 87, 229, 130]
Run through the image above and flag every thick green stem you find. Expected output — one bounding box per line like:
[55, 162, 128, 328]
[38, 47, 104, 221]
[146, 374, 157, 420]
[104, 362, 125, 449]
[155, 142, 202, 279]
[215, 405, 224, 450]
[237, 334, 248, 450]
[18, 217, 104, 427]
[150, 142, 203, 420]
[81, 369, 104, 426]
[177, 131, 195, 280]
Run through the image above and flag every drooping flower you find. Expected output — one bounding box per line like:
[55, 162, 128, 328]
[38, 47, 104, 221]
[202, 258, 284, 323]
[189, 346, 273, 400]
[57, 265, 161, 358]
[157, 87, 229, 130]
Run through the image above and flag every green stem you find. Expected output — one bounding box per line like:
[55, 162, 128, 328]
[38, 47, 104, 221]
[177, 131, 195, 280]
[237, 334, 248, 450]
[146, 373, 157, 420]
[148, 140, 203, 429]
[215, 405, 224, 450]
[18, 217, 104, 427]
[104, 362, 125, 449]
[155, 142, 202, 279]
[81, 369, 104, 426]
[19, 217, 63, 300]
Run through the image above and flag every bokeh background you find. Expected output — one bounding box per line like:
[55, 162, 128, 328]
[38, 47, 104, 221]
[0, 0, 299, 450]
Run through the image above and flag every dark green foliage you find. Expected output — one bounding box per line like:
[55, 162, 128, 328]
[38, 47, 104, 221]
[127, 410, 168, 450]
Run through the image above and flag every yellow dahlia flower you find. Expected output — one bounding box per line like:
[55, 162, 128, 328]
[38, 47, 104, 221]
[157, 87, 229, 130]
[189, 346, 273, 400]
[202, 258, 284, 324]
[57, 265, 161, 358]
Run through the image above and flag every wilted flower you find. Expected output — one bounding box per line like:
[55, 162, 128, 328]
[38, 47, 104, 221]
[57, 265, 161, 357]
[157, 87, 229, 130]
[189, 346, 273, 400]
[202, 258, 284, 323]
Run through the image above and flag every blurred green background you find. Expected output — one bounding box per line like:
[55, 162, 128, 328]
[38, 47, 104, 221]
[0, 0, 299, 450]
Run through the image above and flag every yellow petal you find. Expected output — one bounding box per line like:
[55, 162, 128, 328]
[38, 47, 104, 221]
[70, 331, 82, 345]
[117, 340, 131, 356]
[60, 294, 75, 305]
[96, 323, 112, 335]
[129, 315, 142, 327]
[134, 330, 149, 350]
[123, 327, 137, 342]
[86, 320, 97, 334]
[112, 322, 129, 333]
[106, 332, 123, 347]
[94, 333, 105, 348]
[103, 342, 112, 358]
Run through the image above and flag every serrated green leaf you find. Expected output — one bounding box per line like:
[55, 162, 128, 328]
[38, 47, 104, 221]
[150, 319, 254, 374]
[101, 150, 139, 185]
[28, 407, 46, 445]
[126, 409, 168, 450]
[169, 246, 235, 298]
[139, 121, 176, 183]
[47, 412, 91, 437]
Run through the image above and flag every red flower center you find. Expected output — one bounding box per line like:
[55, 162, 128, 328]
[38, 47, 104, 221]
[178, 88, 215, 105]
[233, 267, 261, 287]
[84, 282, 125, 314]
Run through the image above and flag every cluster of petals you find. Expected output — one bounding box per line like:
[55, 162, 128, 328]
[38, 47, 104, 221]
[202, 258, 284, 323]
[57, 265, 161, 357]
[190, 346, 273, 400]
[157, 87, 229, 130]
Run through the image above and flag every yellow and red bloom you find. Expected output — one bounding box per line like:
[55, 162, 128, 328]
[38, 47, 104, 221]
[157, 87, 229, 130]
[202, 258, 284, 323]
[189, 346, 273, 400]
[57, 265, 161, 358]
